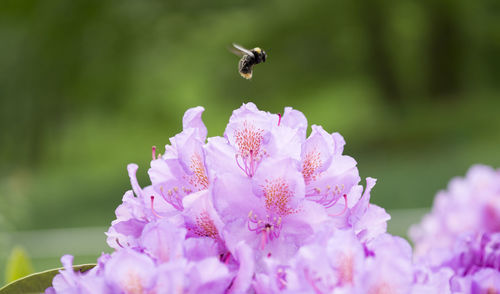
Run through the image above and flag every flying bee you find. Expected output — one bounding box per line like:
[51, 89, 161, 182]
[231, 43, 267, 79]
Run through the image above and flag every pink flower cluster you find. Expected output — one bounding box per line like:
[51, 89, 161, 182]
[410, 165, 500, 293]
[45, 103, 500, 293]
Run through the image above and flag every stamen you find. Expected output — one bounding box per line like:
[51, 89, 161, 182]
[329, 194, 348, 217]
[261, 230, 267, 250]
[302, 150, 322, 184]
[115, 238, 124, 248]
[276, 267, 288, 290]
[192, 211, 219, 239]
[304, 268, 326, 294]
[235, 154, 249, 176]
[152, 146, 157, 160]
[188, 153, 209, 190]
[278, 277, 287, 285]
[263, 178, 295, 216]
[223, 252, 231, 264]
[247, 211, 283, 248]
[250, 150, 255, 177]
[150, 196, 164, 219]
[306, 184, 345, 208]
[278, 113, 282, 126]
[234, 122, 266, 177]
[158, 186, 183, 211]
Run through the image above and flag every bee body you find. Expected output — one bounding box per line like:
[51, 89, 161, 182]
[231, 44, 267, 80]
[238, 54, 255, 79]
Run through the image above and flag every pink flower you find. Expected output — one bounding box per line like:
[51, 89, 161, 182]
[409, 165, 500, 294]
[49, 103, 396, 294]
[410, 165, 500, 262]
[254, 229, 418, 293]
[149, 107, 209, 210]
[212, 156, 329, 259]
[105, 164, 179, 250]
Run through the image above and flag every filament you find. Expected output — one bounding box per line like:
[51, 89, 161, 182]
[150, 196, 164, 219]
[329, 194, 348, 217]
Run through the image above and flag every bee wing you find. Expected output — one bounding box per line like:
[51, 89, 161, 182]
[231, 43, 254, 58]
[229, 47, 245, 57]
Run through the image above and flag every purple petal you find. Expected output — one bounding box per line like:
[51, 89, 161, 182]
[226, 242, 255, 294]
[127, 163, 142, 196]
[348, 177, 377, 226]
[183, 106, 207, 141]
[140, 219, 186, 263]
[186, 257, 232, 294]
[113, 218, 148, 240]
[104, 249, 157, 293]
[280, 106, 308, 142]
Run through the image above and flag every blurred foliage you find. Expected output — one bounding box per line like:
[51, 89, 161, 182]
[0, 0, 499, 241]
[4, 247, 33, 284]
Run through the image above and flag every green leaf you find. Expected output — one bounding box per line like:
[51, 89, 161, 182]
[0, 264, 95, 294]
[4, 247, 34, 283]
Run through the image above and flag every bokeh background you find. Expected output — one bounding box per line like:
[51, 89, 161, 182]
[1, 0, 499, 285]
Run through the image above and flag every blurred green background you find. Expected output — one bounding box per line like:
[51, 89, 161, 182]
[1, 0, 499, 285]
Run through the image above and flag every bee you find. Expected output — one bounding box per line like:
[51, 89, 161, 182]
[231, 43, 267, 79]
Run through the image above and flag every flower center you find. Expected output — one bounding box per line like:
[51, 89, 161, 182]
[302, 150, 322, 184]
[263, 178, 295, 216]
[123, 270, 144, 294]
[190, 211, 219, 239]
[337, 253, 354, 285]
[247, 211, 283, 248]
[188, 153, 209, 190]
[234, 121, 266, 177]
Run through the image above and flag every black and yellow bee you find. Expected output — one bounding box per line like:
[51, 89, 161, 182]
[231, 43, 267, 79]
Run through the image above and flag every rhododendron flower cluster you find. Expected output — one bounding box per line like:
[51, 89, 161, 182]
[410, 165, 500, 260]
[410, 165, 500, 293]
[46, 103, 500, 293]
